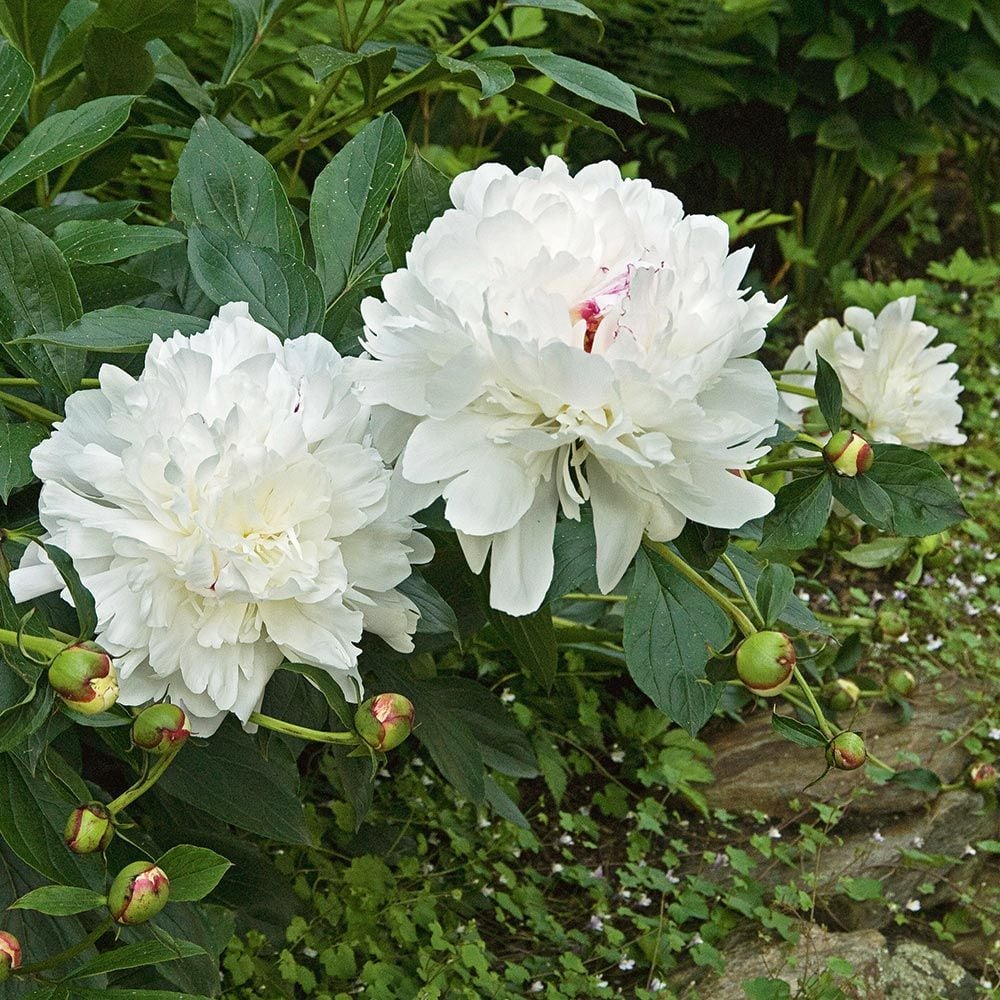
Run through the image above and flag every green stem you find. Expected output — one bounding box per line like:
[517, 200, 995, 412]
[0, 378, 99, 388]
[814, 612, 874, 628]
[249, 711, 358, 746]
[774, 381, 817, 400]
[15, 917, 114, 976]
[864, 751, 896, 774]
[792, 665, 834, 739]
[562, 592, 626, 603]
[719, 553, 765, 629]
[747, 457, 824, 476]
[265, 67, 350, 162]
[0, 391, 61, 426]
[778, 688, 814, 716]
[107, 746, 183, 815]
[644, 540, 757, 637]
[0, 627, 65, 661]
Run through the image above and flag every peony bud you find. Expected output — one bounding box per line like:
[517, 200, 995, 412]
[876, 609, 907, 640]
[735, 631, 796, 697]
[967, 762, 998, 792]
[131, 703, 190, 755]
[0, 930, 21, 982]
[823, 430, 874, 477]
[65, 801, 114, 854]
[355, 693, 415, 752]
[826, 731, 867, 770]
[48, 643, 118, 715]
[108, 862, 170, 925]
[886, 667, 917, 697]
[823, 678, 861, 712]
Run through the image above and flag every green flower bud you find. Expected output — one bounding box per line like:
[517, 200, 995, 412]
[823, 678, 861, 712]
[967, 762, 998, 792]
[48, 643, 118, 715]
[108, 862, 170, 925]
[825, 731, 867, 770]
[355, 693, 415, 752]
[886, 667, 917, 697]
[64, 801, 114, 855]
[735, 631, 796, 697]
[823, 430, 874, 477]
[131, 703, 190, 755]
[0, 930, 21, 982]
[876, 609, 907, 640]
[913, 531, 947, 556]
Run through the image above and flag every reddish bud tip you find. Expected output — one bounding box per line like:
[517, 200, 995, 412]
[131, 703, 190, 755]
[108, 863, 170, 925]
[735, 631, 796, 697]
[0, 931, 21, 981]
[826, 731, 867, 770]
[968, 762, 998, 792]
[824, 430, 874, 477]
[355, 693, 415, 752]
[48, 644, 118, 715]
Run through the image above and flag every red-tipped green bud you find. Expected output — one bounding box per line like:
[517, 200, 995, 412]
[131, 703, 190, 755]
[886, 667, 917, 697]
[0, 931, 21, 982]
[823, 678, 861, 712]
[876, 609, 907, 640]
[48, 643, 118, 715]
[967, 762, 998, 792]
[108, 862, 169, 925]
[824, 430, 874, 477]
[355, 693, 415, 752]
[65, 801, 114, 855]
[826, 731, 867, 770]
[735, 631, 796, 697]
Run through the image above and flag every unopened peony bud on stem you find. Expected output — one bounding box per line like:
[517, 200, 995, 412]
[735, 631, 795, 697]
[823, 430, 874, 477]
[826, 731, 867, 770]
[886, 667, 917, 697]
[48, 643, 118, 715]
[65, 802, 114, 854]
[131, 703, 190, 755]
[967, 762, 998, 792]
[822, 678, 861, 712]
[355, 693, 415, 752]
[0, 931, 21, 982]
[108, 863, 169, 925]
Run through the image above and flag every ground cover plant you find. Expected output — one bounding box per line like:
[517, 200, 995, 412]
[0, 1, 996, 998]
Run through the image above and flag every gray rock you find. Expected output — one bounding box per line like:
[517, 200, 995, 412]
[879, 941, 979, 1000]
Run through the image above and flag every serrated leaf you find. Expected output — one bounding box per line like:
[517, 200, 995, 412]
[623, 547, 732, 735]
[172, 116, 302, 259]
[186, 225, 324, 338]
[0, 96, 135, 203]
[10, 885, 107, 916]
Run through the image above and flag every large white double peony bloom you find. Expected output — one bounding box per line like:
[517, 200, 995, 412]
[10, 303, 431, 735]
[781, 296, 965, 448]
[354, 157, 784, 615]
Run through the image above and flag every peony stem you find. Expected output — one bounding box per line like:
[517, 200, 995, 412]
[0, 378, 99, 388]
[643, 540, 757, 637]
[0, 391, 61, 426]
[108, 743, 186, 815]
[0, 627, 65, 661]
[15, 917, 114, 976]
[249, 711, 359, 745]
[747, 457, 824, 476]
[773, 381, 817, 399]
[792, 665, 834, 740]
[719, 553, 765, 629]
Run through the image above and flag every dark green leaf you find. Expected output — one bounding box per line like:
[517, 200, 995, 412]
[10, 885, 107, 916]
[21, 200, 140, 235]
[0, 207, 84, 394]
[64, 991, 213, 1000]
[771, 713, 827, 748]
[0, 96, 135, 203]
[673, 522, 729, 570]
[157, 717, 309, 843]
[67, 939, 206, 980]
[755, 563, 795, 627]
[864, 443, 967, 536]
[831, 472, 894, 532]
[70, 263, 159, 312]
[354, 45, 396, 104]
[0, 0, 64, 69]
[0, 682, 54, 752]
[92, 0, 200, 40]
[814, 355, 843, 434]
[155, 845, 232, 903]
[759, 473, 832, 553]
[0, 422, 46, 501]
[186, 225, 324, 338]
[437, 54, 515, 98]
[546, 510, 599, 601]
[53, 220, 184, 265]
[504, 81, 619, 139]
[172, 116, 302, 259]
[298, 43, 362, 82]
[487, 603, 558, 691]
[22, 305, 207, 353]
[222, 0, 265, 83]
[309, 115, 406, 302]
[623, 547, 732, 735]
[385, 150, 451, 269]
[890, 767, 942, 793]
[397, 571, 459, 640]
[0, 38, 32, 145]
[39, 543, 97, 638]
[278, 661, 355, 730]
[484, 775, 529, 828]
[504, 0, 601, 25]
[83, 27, 155, 97]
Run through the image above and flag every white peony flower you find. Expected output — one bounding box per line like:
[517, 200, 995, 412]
[353, 156, 783, 615]
[780, 297, 965, 448]
[10, 303, 431, 735]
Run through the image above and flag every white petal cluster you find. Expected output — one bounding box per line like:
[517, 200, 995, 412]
[353, 156, 783, 615]
[781, 297, 965, 448]
[10, 303, 431, 735]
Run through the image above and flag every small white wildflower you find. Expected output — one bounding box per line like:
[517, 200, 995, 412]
[303, 947, 318, 958]
[529, 981, 544, 993]
[420, 774, 433, 786]
[591, 865, 604, 879]
[620, 889, 632, 900]
[897, 631, 910, 643]
[666, 869, 681, 884]
[768, 826, 782, 839]
[595, 979, 608, 989]
[478, 815, 490, 829]
[893, 588, 908, 600]
[872, 589, 886, 602]
[481, 885, 494, 897]
[985, 551, 997, 561]
[964, 845, 977, 857]
[925, 635, 943, 651]
[872, 829, 885, 843]
[411, 756, 424, 767]
[559, 833, 575, 846]
[588, 915, 604, 932]
[988, 727, 1000, 741]
[551, 863, 564, 874]
[619, 957, 636, 971]
[611, 749, 626, 764]
[905, 899, 922, 912]
[636, 893, 653, 907]
[972, 573, 987, 585]
[500, 689, 516, 704]
[912, 835, 925, 848]
[650, 977, 666, 992]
